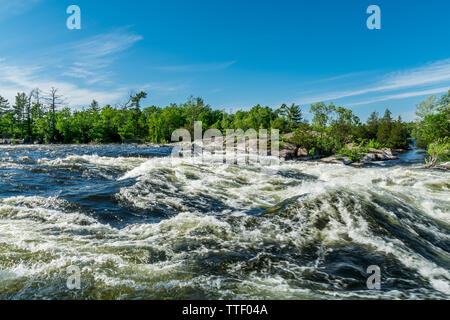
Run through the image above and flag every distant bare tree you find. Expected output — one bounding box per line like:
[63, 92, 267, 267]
[44, 87, 66, 142]
[116, 90, 135, 110]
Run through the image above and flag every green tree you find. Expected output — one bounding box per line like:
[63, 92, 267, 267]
[387, 116, 408, 149]
[281, 103, 303, 131]
[366, 112, 379, 140]
[0, 95, 11, 135]
[413, 92, 450, 148]
[13, 92, 28, 138]
[330, 106, 360, 145]
[415, 95, 437, 120]
[310, 102, 335, 129]
[45, 87, 65, 142]
[377, 109, 393, 145]
[0, 95, 10, 115]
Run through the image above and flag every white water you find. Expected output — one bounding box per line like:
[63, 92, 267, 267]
[0, 148, 449, 299]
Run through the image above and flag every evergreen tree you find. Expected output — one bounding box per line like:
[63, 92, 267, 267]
[0, 95, 11, 135]
[377, 109, 393, 145]
[89, 100, 100, 113]
[388, 116, 408, 149]
[366, 112, 379, 140]
[281, 103, 302, 131]
[13, 92, 28, 138]
[0, 95, 10, 115]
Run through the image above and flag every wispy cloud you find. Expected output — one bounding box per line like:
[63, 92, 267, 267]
[0, 0, 41, 20]
[0, 60, 125, 106]
[69, 31, 143, 60]
[155, 61, 236, 72]
[350, 87, 450, 106]
[57, 29, 143, 84]
[0, 28, 146, 105]
[297, 58, 450, 105]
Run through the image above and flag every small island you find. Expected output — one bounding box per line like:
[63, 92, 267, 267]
[1, 90, 448, 168]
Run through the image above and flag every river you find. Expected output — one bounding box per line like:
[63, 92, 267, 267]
[0, 144, 448, 299]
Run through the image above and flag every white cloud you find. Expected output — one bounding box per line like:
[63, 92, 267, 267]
[55, 30, 143, 84]
[0, 60, 125, 106]
[0, 28, 147, 106]
[69, 31, 143, 60]
[297, 58, 450, 105]
[350, 87, 450, 106]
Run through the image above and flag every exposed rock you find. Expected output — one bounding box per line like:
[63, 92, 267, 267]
[349, 162, 364, 168]
[363, 152, 398, 162]
[362, 148, 399, 163]
[382, 148, 398, 156]
[367, 148, 384, 154]
[283, 132, 295, 140]
[297, 147, 308, 157]
[434, 162, 450, 170]
[279, 142, 298, 160]
[320, 155, 353, 165]
[0, 139, 25, 144]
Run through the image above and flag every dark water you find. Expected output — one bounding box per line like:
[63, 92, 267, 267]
[0, 145, 449, 299]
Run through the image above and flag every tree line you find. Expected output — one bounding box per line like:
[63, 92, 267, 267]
[0, 88, 448, 157]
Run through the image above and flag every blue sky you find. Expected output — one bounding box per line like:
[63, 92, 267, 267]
[0, 0, 449, 121]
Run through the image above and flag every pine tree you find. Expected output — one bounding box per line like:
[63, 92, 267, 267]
[89, 100, 100, 113]
[388, 116, 407, 149]
[0, 95, 11, 136]
[366, 112, 379, 140]
[377, 109, 392, 145]
[13, 92, 28, 138]
[281, 103, 302, 131]
[0, 95, 10, 115]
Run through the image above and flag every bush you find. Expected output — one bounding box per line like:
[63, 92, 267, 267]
[338, 147, 363, 162]
[425, 137, 450, 166]
[366, 139, 382, 150]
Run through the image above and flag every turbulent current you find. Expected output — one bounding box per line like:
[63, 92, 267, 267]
[0, 145, 448, 300]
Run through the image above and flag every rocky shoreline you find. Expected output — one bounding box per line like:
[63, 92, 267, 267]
[278, 141, 401, 167]
[169, 135, 404, 167]
[2, 136, 440, 169]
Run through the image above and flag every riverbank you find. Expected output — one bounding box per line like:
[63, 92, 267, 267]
[0, 138, 438, 169]
[168, 136, 424, 168]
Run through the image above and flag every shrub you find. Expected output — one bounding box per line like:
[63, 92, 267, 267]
[338, 147, 363, 162]
[425, 137, 450, 166]
[366, 139, 382, 150]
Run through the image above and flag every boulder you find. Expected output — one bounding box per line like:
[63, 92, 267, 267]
[368, 148, 384, 154]
[320, 155, 353, 165]
[382, 148, 398, 156]
[297, 147, 308, 157]
[283, 132, 295, 140]
[363, 151, 399, 162]
[435, 162, 450, 170]
[279, 142, 298, 160]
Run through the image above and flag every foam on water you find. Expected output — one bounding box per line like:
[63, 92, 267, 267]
[0, 146, 449, 299]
